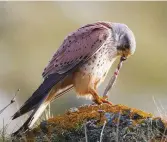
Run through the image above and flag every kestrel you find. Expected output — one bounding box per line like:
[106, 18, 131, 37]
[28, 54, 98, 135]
[12, 21, 136, 135]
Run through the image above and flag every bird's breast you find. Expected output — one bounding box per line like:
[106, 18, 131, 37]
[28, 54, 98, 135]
[72, 42, 117, 96]
[80, 45, 117, 81]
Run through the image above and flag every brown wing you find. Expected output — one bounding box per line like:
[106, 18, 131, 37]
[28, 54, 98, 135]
[42, 22, 112, 78]
[12, 22, 112, 135]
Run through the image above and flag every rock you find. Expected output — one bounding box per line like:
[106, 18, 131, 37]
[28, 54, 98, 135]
[13, 104, 167, 142]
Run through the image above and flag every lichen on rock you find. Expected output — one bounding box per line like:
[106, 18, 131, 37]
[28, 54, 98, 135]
[14, 104, 167, 142]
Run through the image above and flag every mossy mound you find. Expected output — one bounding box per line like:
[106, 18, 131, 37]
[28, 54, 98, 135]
[14, 104, 167, 142]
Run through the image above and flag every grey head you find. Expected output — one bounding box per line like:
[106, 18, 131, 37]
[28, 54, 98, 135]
[111, 23, 136, 59]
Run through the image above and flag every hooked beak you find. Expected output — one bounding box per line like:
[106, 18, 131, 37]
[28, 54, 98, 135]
[117, 48, 132, 60]
[120, 56, 127, 62]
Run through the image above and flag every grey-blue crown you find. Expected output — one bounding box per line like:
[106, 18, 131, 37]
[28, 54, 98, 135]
[112, 23, 136, 55]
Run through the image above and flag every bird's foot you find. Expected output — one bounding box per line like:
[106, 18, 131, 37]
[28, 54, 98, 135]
[93, 97, 112, 105]
[100, 97, 112, 105]
[102, 95, 108, 100]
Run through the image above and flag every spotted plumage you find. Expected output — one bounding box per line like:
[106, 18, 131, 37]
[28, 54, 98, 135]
[12, 21, 136, 136]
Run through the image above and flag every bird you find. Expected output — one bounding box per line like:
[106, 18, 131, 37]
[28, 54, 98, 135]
[12, 21, 136, 136]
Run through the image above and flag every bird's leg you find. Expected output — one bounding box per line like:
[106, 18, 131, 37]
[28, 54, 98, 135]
[89, 88, 112, 105]
[89, 88, 102, 104]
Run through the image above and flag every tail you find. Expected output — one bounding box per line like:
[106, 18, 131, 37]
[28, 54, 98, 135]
[11, 73, 67, 136]
[12, 85, 73, 137]
[12, 102, 49, 136]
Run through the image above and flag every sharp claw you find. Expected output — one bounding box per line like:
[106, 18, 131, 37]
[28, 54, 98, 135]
[101, 98, 112, 105]
[102, 96, 108, 100]
[93, 98, 103, 105]
[92, 97, 112, 105]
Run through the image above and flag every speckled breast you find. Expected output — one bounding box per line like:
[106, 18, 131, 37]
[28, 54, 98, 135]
[80, 44, 117, 79]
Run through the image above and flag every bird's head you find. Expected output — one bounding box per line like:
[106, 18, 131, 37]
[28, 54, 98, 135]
[112, 23, 136, 60]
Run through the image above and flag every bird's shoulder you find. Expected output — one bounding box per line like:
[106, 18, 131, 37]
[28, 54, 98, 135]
[42, 22, 112, 78]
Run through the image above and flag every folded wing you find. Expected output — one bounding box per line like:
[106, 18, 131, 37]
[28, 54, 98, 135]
[12, 22, 111, 120]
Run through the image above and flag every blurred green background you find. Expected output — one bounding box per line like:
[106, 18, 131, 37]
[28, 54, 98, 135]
[0, 2, 167, 133]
